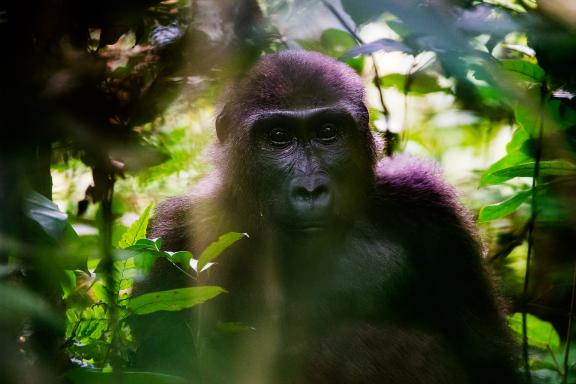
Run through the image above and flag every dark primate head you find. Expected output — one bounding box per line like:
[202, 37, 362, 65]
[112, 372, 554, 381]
[215, 51, 376, 232]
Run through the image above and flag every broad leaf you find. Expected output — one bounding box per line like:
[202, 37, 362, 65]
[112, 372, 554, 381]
[501, 60, 545, 82]
[127, 238, 162, 252]
[197, 232, 248, 272]
[508, 313, 560, 350]
[478, 189, 531, 222]
[25, 191, 68, 240]
[134, 251, 159, 273]
[480, 151, 531, 186]
[506, 127, 530, 153]
[514, 105, 539, 135]
[128, 286, 226, 315]
[168, 251, 193, 265]
[118, 203, 154, 248]
[492, 160, 576, 179]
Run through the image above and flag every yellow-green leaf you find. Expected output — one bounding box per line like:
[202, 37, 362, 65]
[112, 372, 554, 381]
[118, 203, 154, 249]
[197, 232, 248, 272]
[128, 286, 226, 315]
[478, 189, 531, 222]
[508, 312, 560, 350]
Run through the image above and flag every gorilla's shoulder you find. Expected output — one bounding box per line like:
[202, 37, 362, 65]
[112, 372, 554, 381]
[147, 195, 195, 252]
[373, 154, 463, 212]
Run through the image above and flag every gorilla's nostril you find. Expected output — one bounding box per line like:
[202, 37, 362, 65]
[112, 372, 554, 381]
[292, 183, 330, 202]
[312, 185, 328, 199]
[290, 179, 332, 213]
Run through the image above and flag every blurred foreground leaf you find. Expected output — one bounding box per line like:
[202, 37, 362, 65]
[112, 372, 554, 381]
[0, 284, 61, 327]
[67, 368, 187, 384]
[380, 72, 448, 95]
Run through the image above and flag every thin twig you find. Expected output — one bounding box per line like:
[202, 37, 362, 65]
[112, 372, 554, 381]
[320, 0, 391, 148]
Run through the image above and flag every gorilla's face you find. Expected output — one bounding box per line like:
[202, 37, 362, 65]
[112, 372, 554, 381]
[247, 106, 373, 233]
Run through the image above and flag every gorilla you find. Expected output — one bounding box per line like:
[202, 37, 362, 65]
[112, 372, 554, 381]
[133, 51, 520, 384]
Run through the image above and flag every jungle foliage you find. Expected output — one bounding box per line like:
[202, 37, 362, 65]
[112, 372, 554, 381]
[0, 0, 575, 383]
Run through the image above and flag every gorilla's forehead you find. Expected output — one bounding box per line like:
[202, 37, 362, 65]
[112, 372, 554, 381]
[241, 104, 357, 128]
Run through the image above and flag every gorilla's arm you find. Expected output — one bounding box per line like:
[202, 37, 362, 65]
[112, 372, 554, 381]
[372, 155, 519, 383]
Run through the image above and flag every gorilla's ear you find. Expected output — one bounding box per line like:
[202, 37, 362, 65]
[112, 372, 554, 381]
[215, 108, 230, 143]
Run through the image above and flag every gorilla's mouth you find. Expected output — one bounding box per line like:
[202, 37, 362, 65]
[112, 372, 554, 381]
[285, 220, 330, 233]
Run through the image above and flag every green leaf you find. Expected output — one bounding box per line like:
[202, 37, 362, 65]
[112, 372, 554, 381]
[501, 59, 545, 82]
[67, 368, 187, 384]
[514, 104, 538, 135]
[118, 203, 154, 248]
[168, 251, 193, 265]
[127, 238, 162, 252]
[380, 72, 448, 95]
[492, 160, 576, 179]
[506, 126, 530, 153]
[508, 312, 560, 350]
[134, 251, 159, 273]
[480, 151, 532, 186]
[478, 189, 531, 222]
[25, 191, 68, 240]
[128, 286, 226, 315]
[197, 232, 248, 272]
[320, 29, 356, 57]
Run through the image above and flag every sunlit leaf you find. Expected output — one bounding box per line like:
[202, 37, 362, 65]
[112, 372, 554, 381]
[197, 232, 248, 272]
[128, 286, 226, 315]
[118, 203, 154, 248]
[501, 59, 545, 82]
[514, 105, 539, 135]
[492, 160, 576, 179]
[189, 258, 214, 273]
[506, 127, 530, 153]
[478, 189, 531, 222]
[508, 313, 560, 350]
[134, 251, 158, 273]
[480, 152, 532, 186]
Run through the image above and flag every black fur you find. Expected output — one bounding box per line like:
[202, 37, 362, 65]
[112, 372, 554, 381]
[132, 51, 520, 383]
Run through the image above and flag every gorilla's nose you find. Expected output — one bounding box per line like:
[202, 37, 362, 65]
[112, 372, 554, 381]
[289, 176, 333, 214]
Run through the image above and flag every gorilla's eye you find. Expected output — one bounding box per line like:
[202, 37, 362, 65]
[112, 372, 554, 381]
[268, 128, 292, 147]
[317, 123, 338, 143]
